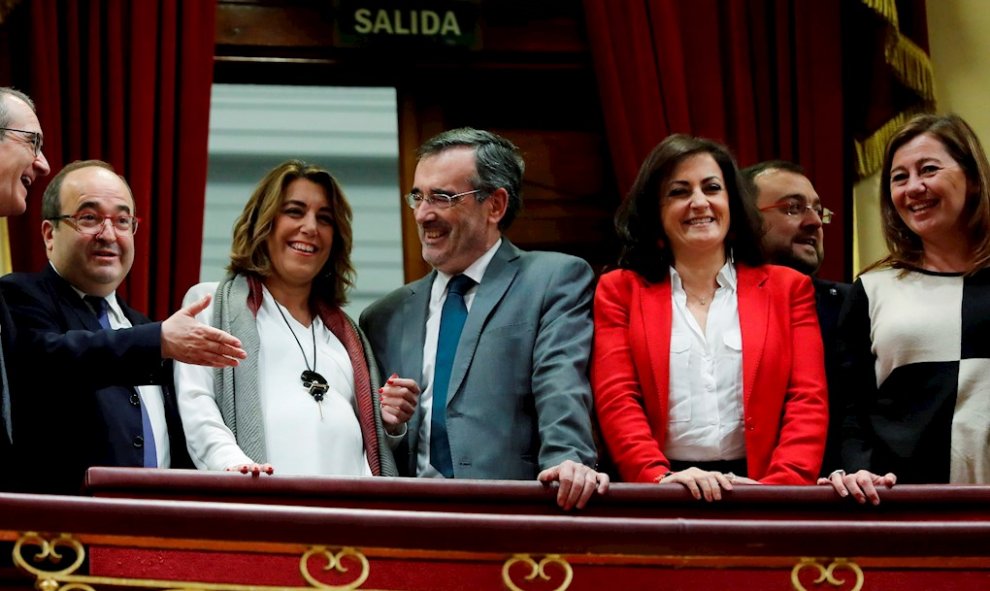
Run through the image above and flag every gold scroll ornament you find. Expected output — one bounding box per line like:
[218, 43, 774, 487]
[13, 532, 370, 591]
[792, 557, 864, 591]
[502, 554, 574, 591]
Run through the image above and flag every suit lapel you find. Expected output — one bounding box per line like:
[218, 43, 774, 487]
[45, 266, 103, 331]
[402, 273, 432, 383]
[737, 265, 769, 409]
[401, 272, 433, 456]
[446, 241, 519, 405]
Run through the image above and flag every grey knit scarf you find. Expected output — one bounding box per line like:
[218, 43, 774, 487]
[210, 273, 396, 476]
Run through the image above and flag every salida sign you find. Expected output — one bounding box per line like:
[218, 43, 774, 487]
[335, 1, 481, 48]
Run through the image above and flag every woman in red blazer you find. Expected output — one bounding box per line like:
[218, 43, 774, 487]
[593, 135, 828, 500]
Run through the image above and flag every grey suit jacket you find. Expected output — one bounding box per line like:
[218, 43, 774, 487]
[360, 240, 597, 479]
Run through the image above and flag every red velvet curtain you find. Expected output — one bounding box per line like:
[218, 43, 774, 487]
[583, 0, 846, 281]
[9, 0, 215, 320]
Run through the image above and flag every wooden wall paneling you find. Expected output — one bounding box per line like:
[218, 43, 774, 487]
[396, 90, 443, 282]
[417, 63, 617, 271]
[214, 0, 621, 280]
[216, 1, 336, 49]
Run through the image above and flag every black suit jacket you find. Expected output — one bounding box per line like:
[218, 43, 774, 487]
[0, 265, 192, 494]
[813, 277, 852, 476]
[0, 293, 16, 491]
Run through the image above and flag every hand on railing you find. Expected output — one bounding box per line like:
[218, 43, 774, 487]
[818, 469, 896, 505]
[656, 467, 740, 502]
[226, 463, 274, 477]
[538, 459, 610, 511]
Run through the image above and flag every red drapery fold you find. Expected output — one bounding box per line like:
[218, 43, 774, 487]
[583, 0, 846, 281]
[9, 0, 215, 320]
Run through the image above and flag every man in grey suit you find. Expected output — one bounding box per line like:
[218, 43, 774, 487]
[361, 128, 608, 510]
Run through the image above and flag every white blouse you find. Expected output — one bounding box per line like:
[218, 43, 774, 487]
[665, 263, 746, 462]
[176, 282, 372, 476]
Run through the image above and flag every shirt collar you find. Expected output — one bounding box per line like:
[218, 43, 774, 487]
[435, 238, 502, 291]
[51, 262, 125, 321]
[716, 260, 737, 291]
[669, 260, 737, 292]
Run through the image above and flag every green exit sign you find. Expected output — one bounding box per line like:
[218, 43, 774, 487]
[335, 1, 481, 49]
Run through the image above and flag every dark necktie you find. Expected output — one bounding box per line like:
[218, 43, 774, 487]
[85, 295, 157, 468]
[430, 274, 475, 478]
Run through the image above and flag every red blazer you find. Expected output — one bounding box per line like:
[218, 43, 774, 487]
[592, 264, 827, 484]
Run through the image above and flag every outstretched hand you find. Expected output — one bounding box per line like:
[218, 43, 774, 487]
[162, 294, 247, 367]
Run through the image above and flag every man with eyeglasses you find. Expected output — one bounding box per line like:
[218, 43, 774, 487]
[360, 128, 609, 510]
[0, 88, 50, 217]
[0, 160, 247, 494]
[741, 160, 850, 475]
[0, 87, 52, 491]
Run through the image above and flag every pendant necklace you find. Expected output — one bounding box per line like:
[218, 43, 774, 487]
[684, 288, 715, 307]
[273, 300, 329, 418]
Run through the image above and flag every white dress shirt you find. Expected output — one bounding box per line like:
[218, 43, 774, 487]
[665, 263, 746, 462]
[416, 238, 502, 477]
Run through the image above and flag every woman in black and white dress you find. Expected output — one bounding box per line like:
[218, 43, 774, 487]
[824, 114, 990, 503]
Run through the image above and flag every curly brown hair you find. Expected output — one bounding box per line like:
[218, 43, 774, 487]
[228, 160, 354, 307]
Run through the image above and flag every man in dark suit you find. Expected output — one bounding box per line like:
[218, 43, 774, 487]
[0, 160, 246, 494]
[360, 128, 608, 510]
[742, 160, 851, 475]
[0, 87, 52, 491]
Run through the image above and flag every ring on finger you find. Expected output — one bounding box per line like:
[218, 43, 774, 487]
[726, 472, 736, 483]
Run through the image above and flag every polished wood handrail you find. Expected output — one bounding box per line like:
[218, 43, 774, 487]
[1, 491, 990, 557]
[85, 466, 990, 520]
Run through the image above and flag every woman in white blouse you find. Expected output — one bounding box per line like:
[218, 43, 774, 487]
[176, 160, 417, 477]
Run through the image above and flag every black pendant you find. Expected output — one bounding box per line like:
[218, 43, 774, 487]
[301, 369, 329, 401]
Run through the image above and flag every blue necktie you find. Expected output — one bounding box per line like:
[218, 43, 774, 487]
[86, 296, 157, 468]
[430, 275, 475, 478]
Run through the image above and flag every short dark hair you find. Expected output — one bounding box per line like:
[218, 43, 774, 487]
[869, 113, 990, 275]
[42, 160, 133, 223]
[417, 127, 524, 230]
[740, 160, 807, 206]
[228, 160, 355, 307]
[615, 134, 765, 282]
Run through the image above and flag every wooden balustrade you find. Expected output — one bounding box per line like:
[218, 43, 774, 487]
[0, 469, 984, 590]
